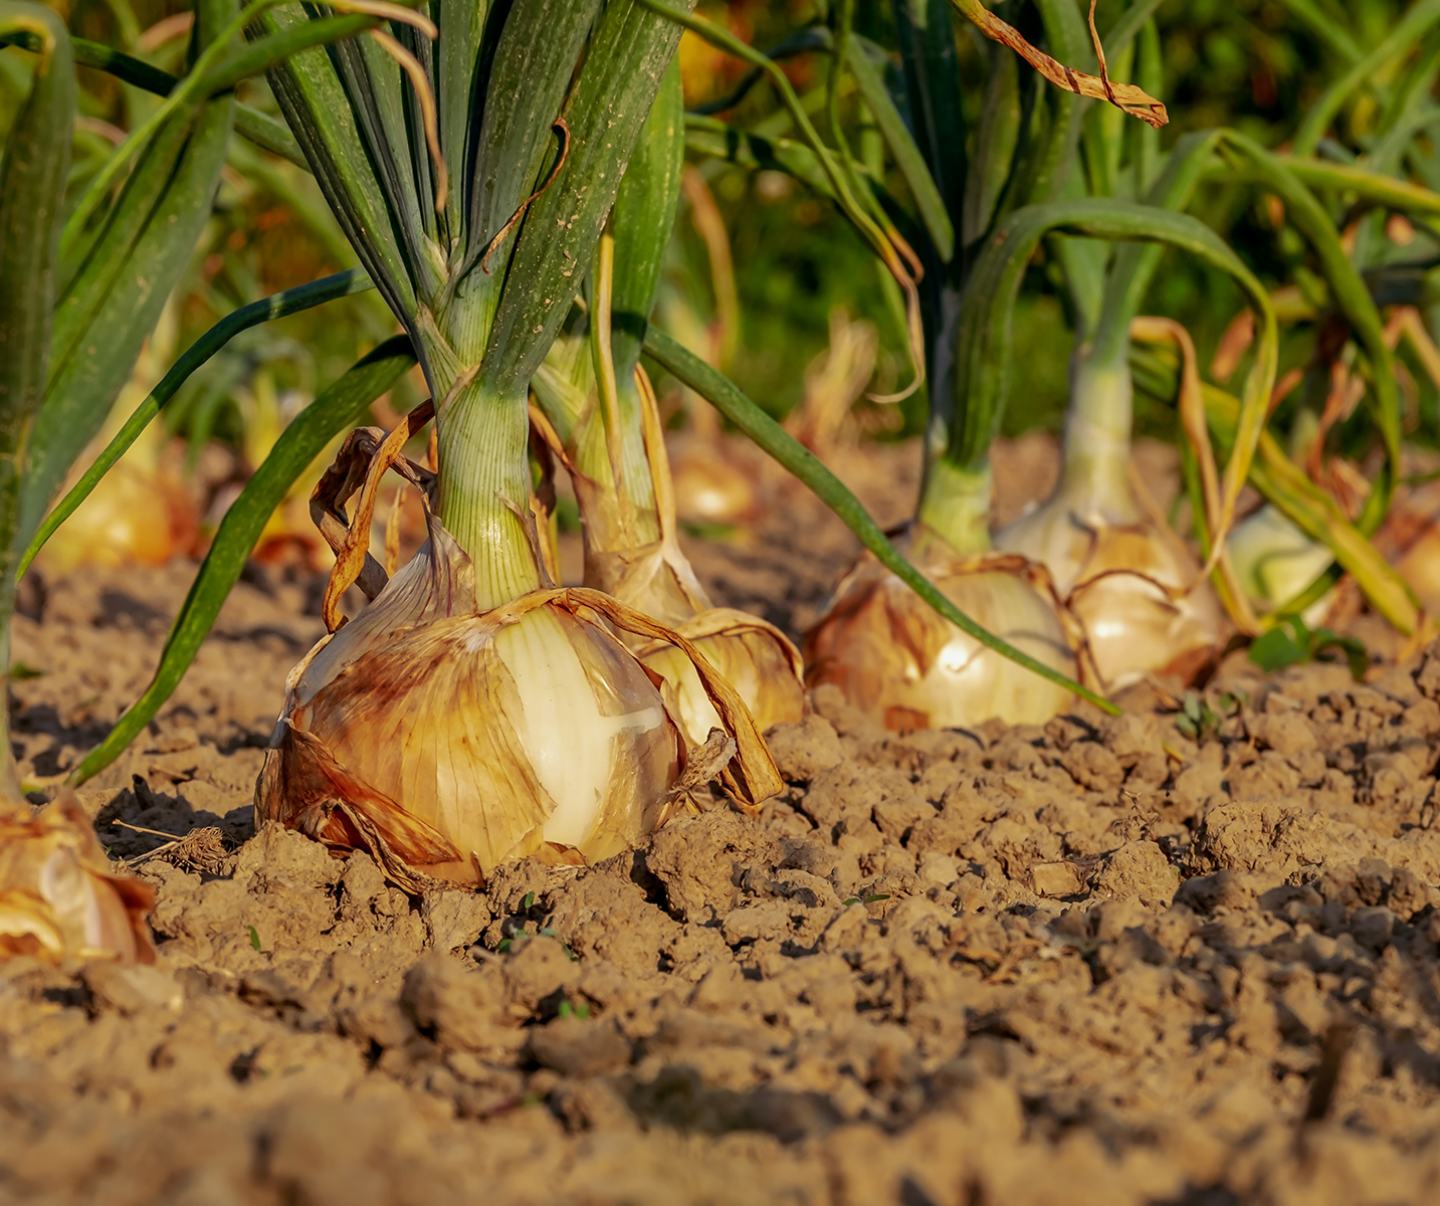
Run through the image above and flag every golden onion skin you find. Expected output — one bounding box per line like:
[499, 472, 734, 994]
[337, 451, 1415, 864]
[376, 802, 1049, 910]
[1398, 528, 1440, 617]
[260, 601, 683, 886]
[1000, 498, 1223, 690]
[259, 523, 782, 889]
[0, 796, 156, 964]
[804, 554, 1076, 730]
[666, 435, 761, 528]
[1378, 480, 1440, 617]
[637, 608, 806, 747]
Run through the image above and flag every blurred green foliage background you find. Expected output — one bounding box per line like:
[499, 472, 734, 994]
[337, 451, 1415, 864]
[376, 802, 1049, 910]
[5, 0, 1436, 462]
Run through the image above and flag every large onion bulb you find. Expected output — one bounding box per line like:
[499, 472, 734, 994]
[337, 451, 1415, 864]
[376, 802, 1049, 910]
[0, 795, 156, 964]
[805, 541, 1077, 730]
[258, 522, 780, 890]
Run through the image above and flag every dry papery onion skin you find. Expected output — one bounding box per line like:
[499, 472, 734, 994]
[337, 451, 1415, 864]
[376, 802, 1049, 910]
[257, 521, 782, 893]
[805, 548, 1078, 731]
[0, 795, 156, 965]
[580, 535, 711, 631]
[1000, 502, 1224, 691]
[636, 608, 807, 748]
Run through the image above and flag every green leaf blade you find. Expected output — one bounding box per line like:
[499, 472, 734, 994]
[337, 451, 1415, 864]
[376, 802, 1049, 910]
[641, 327, 1118, 716]
[20, 271, 375, 578]
[68, 337, 416, 788]
[479, 0, 694, 399]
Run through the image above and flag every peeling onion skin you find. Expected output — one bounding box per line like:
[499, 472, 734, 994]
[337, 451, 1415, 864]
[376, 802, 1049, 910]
[999, 497, 1224, 691]
[637, 609, 807, 748]
[804, 550, 1077, 731]
[0, 795, 156, 964]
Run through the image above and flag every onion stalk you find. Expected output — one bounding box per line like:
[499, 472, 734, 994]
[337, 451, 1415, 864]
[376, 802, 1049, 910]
[997, 350, 1225, 688]
[529, 66, 805, 748]
[255, 0, 782, 886]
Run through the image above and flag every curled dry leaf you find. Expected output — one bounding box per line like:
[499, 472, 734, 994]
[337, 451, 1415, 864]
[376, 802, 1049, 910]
[805, 536, 1079, 731]
[257, 515, 782, 893]
[636, 608, 807, 748]
[0, 795, 156, 964]
[953, 0, 1169, 128]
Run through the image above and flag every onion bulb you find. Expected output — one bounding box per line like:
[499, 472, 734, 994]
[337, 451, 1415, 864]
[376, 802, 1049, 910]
[1378, 479, 1440, 616]
[582, 533, 807, 743]
[1226, 505, 1335, 625]
[997, 367, 1223, 689]
[666, 432, 761, 528]
[1000, 496, 1223, 688]
[805, 538, 1077, 730]
[258, 518, 781, 890]
[554, 366, 807, 741]
[39, 456, 197, 574]
[0, 795, 155, 964]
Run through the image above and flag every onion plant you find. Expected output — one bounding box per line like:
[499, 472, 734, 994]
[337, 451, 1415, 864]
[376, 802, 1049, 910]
[729, 1, 1277, 720]
[530, 63, 805, 751]
[24, 0, 1130, 812]
[240, 0, 800, 889]
[1211, 2, 1440, 627]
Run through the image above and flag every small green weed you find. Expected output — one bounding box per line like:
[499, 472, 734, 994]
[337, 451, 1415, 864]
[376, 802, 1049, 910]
[1248, 616, 1368, 681]
[1176, 690, 1244, 744]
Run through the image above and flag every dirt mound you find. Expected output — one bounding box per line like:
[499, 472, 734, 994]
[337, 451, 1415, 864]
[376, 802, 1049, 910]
[5, 441, 1440, 1204]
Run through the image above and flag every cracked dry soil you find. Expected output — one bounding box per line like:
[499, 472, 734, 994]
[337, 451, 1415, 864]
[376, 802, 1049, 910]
[4, 439, 1440, 1205]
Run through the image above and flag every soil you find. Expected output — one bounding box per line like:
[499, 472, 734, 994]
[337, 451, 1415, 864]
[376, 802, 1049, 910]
[5, 436, 1440, 1205]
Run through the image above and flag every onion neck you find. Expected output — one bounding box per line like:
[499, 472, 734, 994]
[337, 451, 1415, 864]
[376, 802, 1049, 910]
[573, 374, 662, 559]
[1057, 351, 1138, 520]
[915, 458, 994, 559]
[435, 374, 545, 610]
